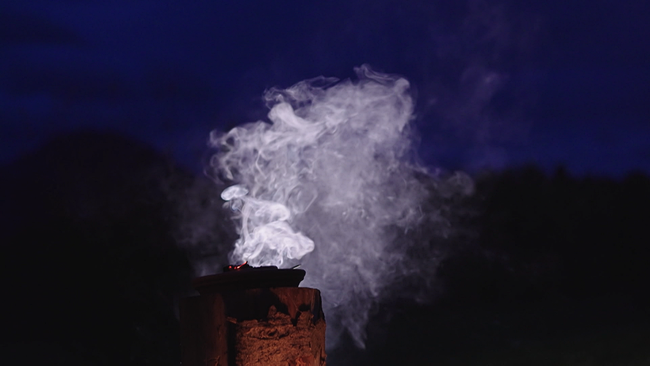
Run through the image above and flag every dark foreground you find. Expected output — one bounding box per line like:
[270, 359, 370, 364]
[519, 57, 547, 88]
[1, 132, 648, 365]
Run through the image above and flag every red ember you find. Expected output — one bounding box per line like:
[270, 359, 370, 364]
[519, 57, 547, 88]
[226, 261, 250, 271]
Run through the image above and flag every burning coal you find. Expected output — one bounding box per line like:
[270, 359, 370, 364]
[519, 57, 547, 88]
[208, 65, 472, 348]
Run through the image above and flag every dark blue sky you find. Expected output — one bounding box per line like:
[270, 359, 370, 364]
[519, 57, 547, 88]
[1, 0, 649, 177]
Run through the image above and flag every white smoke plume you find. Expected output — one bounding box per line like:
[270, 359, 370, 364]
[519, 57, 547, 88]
[209, 65, 472, 348]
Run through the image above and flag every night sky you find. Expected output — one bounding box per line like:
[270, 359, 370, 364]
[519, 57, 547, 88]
[2, 0, 649, 177]
[2, 1, 650, 365]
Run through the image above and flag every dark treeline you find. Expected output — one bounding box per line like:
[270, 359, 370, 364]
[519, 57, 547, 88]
[349, 166, 650, 365]
[446, 166, 649, 305]
[0, 131, 200, 366]
[1, 131, 648, 365]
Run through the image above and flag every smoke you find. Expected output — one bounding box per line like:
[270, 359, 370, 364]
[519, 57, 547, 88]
[208, 65, 472, 348]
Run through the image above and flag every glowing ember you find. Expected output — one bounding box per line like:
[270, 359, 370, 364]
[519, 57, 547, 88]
[225, 261, 250, 271]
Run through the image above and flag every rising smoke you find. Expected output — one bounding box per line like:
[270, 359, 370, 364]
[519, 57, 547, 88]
[208, 65, 472, 348]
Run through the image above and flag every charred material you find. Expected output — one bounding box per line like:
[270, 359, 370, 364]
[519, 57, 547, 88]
[192, 265, 306, 293]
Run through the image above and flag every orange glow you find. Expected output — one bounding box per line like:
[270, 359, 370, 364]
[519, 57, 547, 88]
[227, 261, 248, 270]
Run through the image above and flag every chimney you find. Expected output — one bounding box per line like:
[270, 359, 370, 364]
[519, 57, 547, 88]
[180, 265, 327, 365]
